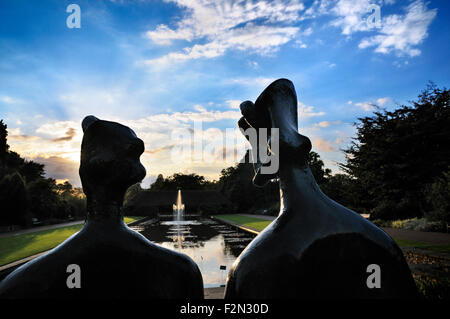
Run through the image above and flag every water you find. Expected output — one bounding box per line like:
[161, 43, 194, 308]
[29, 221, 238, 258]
[173, 189, 185, 222]
[131, 218, 255, 287]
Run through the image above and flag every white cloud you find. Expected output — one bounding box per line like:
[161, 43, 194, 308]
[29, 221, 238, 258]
[313, 120, 342, 128]
[231, 76, 276, 88]
[376, 97, 390, 106]
[306, 0, 436, 57]
[348, 96, 390, 112]
[1, 95, 23, 104]
[7, 105, 246, 186]
[330, 0, 378, 35]
[226, 99, 241, 109]
[144, 0, 306, 65]
[298, 101, 326, 118]
[354, 101, 375, 112]
[146, 24, 195, 45]
[358, 0, 437, 57]
[311, 136, 335, 152]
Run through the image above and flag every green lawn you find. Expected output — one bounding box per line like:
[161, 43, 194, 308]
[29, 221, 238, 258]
[394, 239, 450, 254]
[0, 224, 83, 267]
[123, 216, 141, 224]
[215, 214, 273, 231]
[0, 216, 143, 267]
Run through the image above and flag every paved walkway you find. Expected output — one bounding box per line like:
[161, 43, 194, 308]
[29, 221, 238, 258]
[204, 287, 225, 299]
[382, 227, 450, 245]
[0, 220, 85, 238]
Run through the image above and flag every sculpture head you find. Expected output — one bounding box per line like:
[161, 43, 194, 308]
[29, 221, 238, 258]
[79, 116, 146, 216]
[238, 79, 311, 186]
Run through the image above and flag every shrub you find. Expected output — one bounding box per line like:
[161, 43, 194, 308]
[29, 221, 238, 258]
[371, 219, 392, 228]
[424, 169, 450, 224]
[391, 218, 446, 232]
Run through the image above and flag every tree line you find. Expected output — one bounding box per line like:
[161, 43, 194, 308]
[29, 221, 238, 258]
[0, 121, 86, 227]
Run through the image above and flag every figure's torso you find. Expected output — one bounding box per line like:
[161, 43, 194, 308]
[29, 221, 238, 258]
[0, 224, 203, 299]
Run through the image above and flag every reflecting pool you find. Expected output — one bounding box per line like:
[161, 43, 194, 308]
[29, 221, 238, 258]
[130, 218, 255, 287]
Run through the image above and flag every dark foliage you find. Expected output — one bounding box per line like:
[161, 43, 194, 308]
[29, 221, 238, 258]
[149, 173, 214, 191]
[342, 83, 450, 220]
[0, 120, 86, 226]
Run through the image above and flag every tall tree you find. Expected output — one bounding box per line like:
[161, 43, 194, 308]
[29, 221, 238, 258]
[342, 84, 450, 220]
[0, 120, 9, 162]
[0, 171, 28, 225]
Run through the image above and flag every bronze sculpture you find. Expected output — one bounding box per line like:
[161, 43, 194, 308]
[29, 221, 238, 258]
[0, 116, 204, 299]
[225, 79, 418, 299]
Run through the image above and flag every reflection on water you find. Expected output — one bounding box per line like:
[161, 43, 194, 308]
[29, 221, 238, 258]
[132, 218, 255, 287]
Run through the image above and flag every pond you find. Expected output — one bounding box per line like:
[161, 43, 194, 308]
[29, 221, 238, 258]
[130, 217, 255, 288]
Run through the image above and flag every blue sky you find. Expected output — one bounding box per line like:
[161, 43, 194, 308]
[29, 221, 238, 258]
[1, 0, 449, 187]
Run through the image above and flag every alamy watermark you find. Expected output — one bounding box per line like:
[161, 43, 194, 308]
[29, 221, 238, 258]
[66, 263, 81, 288]
[66, 4, 81, 29]
[366, 264, 381, 288]
[367, 4, 381, 29]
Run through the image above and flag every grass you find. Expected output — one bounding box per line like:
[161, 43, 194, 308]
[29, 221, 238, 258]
[0, 216, 143, 267]
[0, 224, 83, 267]
[123, 216, 141, 224]
[394, 239, 450, 254]
[215, 214, 272, 231]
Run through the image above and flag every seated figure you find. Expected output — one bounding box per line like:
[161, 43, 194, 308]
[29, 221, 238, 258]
[224, 79, 418, 299]
[0, 116, 204, 299]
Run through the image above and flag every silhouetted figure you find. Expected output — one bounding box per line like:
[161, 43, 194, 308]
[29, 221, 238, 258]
[225, 79, 418, 299]
[0, 116, 203, 299]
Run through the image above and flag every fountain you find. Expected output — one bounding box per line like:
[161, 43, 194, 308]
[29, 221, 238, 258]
[173, 188, 185, 222]
[172, 189, 185, 247]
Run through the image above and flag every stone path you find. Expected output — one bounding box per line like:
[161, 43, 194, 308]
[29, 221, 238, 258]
[204, 287, 225, 299]
[382, 227, 450, 245]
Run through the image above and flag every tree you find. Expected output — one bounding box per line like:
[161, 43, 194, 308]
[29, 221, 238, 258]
[342, 84, 450, 220]
[27, 178, 65, 220]
[124, 182, 143, 206]
[150, 174, 165, 190]
[0, 120, 9, 162]
[149, 173, 210, 190]
[321, 174, 359, 212]
[424, 168, 450, 224]
[0, 171, 28, 225]
[308, 151, 331, 186]
[0, 119, 86, 225]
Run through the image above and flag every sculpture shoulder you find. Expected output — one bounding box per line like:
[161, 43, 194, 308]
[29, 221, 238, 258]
[226, 232, 416, 299]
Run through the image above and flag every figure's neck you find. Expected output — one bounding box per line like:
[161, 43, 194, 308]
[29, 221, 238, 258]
[278, 165, 328, 217]
[85, 196, 124, 224]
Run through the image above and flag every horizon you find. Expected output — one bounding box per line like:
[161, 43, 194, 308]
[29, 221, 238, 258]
[1, 0, 449, 188]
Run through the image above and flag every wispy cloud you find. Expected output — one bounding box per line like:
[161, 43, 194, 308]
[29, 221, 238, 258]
[144, 0, 306, 65]
[51, 128, 77, 143]
[298, 101, 326, 119]
[313, 120, 342, 128]
[231, 76, 277, 88]
[305, 0, 436, 57]
[358, 0, 437, 57]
